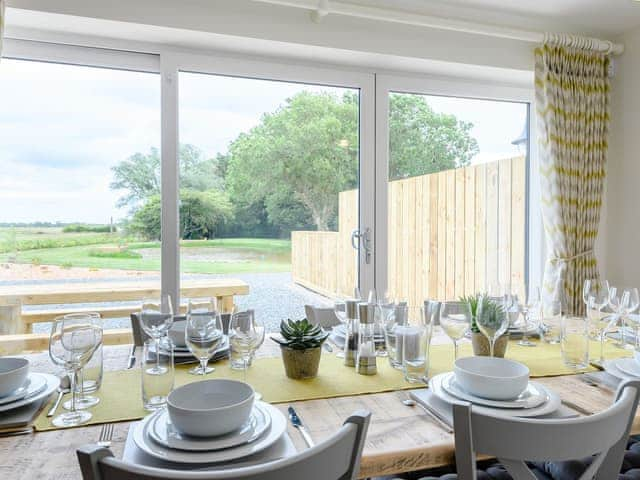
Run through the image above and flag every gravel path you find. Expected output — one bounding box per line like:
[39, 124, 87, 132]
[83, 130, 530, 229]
[21, 272, 332, 333]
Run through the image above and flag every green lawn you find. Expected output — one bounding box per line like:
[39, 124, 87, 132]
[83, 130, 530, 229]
[0, 228, 292, 274]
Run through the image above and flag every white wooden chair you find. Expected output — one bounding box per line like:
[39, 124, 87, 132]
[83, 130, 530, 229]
[450, 379, 640, 480]
[77, 411, 370, 480]
[305, 305, 341, 329]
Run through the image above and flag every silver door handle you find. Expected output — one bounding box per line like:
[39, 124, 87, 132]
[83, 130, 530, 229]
[351, 228, 372, 264]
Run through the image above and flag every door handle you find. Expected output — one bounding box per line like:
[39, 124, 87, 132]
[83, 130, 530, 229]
[351, 228, 372, 264]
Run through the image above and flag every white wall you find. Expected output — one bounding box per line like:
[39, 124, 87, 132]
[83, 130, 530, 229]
[604, 26, 640, 286]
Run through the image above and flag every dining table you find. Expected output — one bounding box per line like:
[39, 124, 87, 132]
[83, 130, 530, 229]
[0, 330, 637, 480]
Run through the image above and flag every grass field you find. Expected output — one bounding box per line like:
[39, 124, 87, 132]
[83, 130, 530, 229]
[0, 227, 292, 274]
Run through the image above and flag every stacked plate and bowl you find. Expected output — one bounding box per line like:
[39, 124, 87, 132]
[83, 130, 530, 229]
[0, 357, 60, 418]
[167, 320, 230, 363]
[416, 357, 561, 419]
[132, 379, 288, 465]
[603, 350, 640, 380]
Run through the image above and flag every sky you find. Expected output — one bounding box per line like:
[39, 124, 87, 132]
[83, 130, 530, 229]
[0, 60, 527, 224]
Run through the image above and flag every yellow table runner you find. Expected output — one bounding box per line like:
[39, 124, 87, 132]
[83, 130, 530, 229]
[34, 339, 631, 431]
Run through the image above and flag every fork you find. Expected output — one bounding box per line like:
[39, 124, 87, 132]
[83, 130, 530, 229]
[97, 423, 115, 447]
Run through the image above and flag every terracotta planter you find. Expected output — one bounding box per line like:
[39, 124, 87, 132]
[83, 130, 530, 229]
[471, 332, 509, 357]
[280, 346, 322, 379]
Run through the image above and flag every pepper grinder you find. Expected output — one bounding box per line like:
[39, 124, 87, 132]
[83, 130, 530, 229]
[344, 299, 359, 367]
[357, 302, 377, 375]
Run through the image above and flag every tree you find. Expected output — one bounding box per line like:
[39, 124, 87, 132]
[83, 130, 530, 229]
[110, 145, 225, 210]
[129, 190, 234, 240]
[389, 93, 479, 179]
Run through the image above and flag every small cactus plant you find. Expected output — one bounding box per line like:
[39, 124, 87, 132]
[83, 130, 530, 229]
[272, 318, 329, 350]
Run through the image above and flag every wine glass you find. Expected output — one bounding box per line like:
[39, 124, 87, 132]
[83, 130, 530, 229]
[439, 301, 471, 362]
[588, 295, 613, 366]
[185, 298, 224, 376]
[609, 287, 638, 347]
[518, 287, 541, 347]
[63, 313, 102, 410]
[139, 294, 174, 374]
[228, 310, 265, 384]
[49, 315, 102, 427]
[476, 295, 510, 357]
[583, 279, 610, 311]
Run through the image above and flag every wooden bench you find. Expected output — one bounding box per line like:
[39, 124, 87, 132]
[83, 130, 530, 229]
[0, 279, 249, 354]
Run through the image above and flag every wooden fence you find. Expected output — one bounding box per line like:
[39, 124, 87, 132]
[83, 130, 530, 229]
[291, 156, 526, 307]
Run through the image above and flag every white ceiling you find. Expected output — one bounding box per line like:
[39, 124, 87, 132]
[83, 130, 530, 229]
[347, 0, 640, 37]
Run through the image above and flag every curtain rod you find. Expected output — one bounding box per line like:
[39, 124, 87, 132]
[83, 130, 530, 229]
[252, 0, 624, 55]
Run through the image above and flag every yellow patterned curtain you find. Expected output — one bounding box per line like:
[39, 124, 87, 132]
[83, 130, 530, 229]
[535, 35, 611, 315]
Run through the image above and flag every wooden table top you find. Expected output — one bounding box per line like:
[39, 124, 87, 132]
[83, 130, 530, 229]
[0, 339, 632, 480]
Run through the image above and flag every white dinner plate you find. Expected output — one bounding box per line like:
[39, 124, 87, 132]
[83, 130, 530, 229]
[604, 358, 638, 380]
[0, 373, 48, 406]
[133, 401, 286, 464]
[0, 373, 59, 413]
[440, 372, 548, 409]
[149, 402, 272, 452]
[430, 373, 561, 418]
[613, 358, 640, 378]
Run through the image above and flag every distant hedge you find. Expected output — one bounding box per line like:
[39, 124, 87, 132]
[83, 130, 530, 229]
[62, 225, 114, 233]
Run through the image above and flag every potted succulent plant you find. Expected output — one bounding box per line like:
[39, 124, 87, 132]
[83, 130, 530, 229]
[272, 319, 329, 379]
[461, 294, 509, 358]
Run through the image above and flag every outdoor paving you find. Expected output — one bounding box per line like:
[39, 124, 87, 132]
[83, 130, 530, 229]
[10, 271, 332, 333]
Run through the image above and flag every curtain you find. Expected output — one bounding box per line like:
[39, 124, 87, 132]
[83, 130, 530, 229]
[535, 34, 611, 315]
[0, 0, 5, 59]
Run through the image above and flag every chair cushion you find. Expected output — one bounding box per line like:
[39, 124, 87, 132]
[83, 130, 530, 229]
[415, 438, 640, 480]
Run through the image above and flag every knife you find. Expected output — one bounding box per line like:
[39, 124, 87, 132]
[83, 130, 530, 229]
[288, 406, 314, 448]
[127, 345, 137, 369]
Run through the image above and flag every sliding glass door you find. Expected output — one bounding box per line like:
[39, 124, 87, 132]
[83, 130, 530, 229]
[375, 75, 534, 306]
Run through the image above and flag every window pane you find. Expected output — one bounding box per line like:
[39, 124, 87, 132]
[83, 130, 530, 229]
[179, 72, 360, 330]
[0, 59, 160, 347]
[386, 92, 528, 305]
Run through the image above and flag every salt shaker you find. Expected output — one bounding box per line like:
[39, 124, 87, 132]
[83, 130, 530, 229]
[357, 302, 377, 375]
[344, 299, 359, 367]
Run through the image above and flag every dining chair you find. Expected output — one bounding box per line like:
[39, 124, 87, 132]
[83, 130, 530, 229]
[77, 410, 370, 480]
[305, 305, 341, 329]
[448, 379, 640, 480]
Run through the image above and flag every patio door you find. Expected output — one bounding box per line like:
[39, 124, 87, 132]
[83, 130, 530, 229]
[161, 53, 375, 327]
[374, 74, 536, 306]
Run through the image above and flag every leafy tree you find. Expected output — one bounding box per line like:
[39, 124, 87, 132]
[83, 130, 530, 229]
[389, 93, 479, 179]
[129, 190, 233, 240]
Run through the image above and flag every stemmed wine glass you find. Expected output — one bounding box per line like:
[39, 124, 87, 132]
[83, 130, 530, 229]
[518, 287, 541, 347]
[583, 279, 610, 312]
[49, 315, 103, 427]
[139, 294, 174, 374]
[476, 294, 510, 357]
[228, 310, 265, 384]
[439, 301, 471, 362]
[185, 298, 224, 376]
[609, 287, 639, 347]
[63, 312, 102, 410]
[588, 295, 613, 366]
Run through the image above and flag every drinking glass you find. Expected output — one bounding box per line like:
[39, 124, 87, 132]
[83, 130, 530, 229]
[139, 294, 174, 375]
[402, 306, 435, 383]
[476, 295, 509, 357]
[439, 301, 471, 362]
[228, 310, 265, 382]
[185, 298, 224, 376]
[49, 315, 103, 427]
[141, 338, 174, 411]
[540, 298, 562, 344]
[381, 301, 402, 368]
[588, 295, 613, 366]
[561, 315, 589, 370]
[518, 287, 541, 347]
[63, 312, 102, 410]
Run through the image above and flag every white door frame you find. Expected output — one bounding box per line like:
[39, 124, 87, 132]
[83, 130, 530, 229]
[374, 73, 538, 296]
[164, 51, 377, 302]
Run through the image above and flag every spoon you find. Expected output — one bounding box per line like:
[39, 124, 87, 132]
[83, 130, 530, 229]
[402, 397, 453, 433]
[47, 376, 70, 417]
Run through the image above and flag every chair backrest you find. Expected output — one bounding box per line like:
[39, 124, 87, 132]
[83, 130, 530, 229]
[305, 305, 341, 329]
[77, 410, 370, 480]
[452, 379, 640, 480]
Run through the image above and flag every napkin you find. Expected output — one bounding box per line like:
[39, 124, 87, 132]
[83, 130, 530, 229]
[122, 421, 297, 470]
[410, 388, 579, 426]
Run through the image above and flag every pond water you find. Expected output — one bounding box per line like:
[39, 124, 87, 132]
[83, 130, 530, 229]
[136, 247, 291, 264]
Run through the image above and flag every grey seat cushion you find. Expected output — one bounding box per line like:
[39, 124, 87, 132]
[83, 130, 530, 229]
[414, 438, 640, 480]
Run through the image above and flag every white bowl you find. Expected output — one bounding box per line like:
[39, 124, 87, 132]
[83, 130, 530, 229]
[168, 320, 187, 347]
[454, 356, 529, 400]
[0, 357, 29, 397]
[167, 379, 254, 437]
